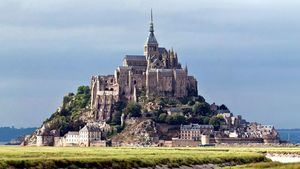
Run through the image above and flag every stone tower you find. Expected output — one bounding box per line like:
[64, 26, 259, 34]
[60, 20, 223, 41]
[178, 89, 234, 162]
[144, 10, 159, 59]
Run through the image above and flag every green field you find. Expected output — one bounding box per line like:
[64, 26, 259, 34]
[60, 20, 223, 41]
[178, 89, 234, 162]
[0, 146, 300, 169]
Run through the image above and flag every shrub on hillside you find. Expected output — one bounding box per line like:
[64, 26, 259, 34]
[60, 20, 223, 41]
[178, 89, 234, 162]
[123, 102, 142, 118]
[166, 114, 187, 125]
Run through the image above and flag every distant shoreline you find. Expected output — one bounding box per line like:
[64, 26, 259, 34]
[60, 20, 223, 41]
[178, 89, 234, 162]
[0, 142, 8, 145]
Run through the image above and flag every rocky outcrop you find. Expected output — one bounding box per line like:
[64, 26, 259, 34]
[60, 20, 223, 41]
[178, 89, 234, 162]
[112, 118, 159, 146]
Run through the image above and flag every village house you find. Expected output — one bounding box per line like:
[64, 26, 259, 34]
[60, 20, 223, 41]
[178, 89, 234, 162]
[64, 131, 79, 146]
[37, 122, 104, 147]
[180, 124, 214, 141]
[36, 125, 59, 147]
[79, 123, 102, 147]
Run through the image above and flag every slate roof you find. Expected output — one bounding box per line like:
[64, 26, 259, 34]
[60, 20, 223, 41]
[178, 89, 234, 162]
[145, 32, 158, 44]
[124, 55, 146, 61]
[158, 47, 167, 54]
[80, 123, 102, 132]
[181, 124, 214, 130]
[66, 131, 79, 136]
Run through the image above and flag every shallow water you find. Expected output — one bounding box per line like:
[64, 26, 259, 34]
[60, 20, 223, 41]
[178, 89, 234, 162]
[266, 154, 300, 163]
[278, 129, 300, 144]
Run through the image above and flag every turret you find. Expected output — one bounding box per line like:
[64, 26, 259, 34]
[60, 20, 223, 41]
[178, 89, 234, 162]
[185, 64, 188, 74]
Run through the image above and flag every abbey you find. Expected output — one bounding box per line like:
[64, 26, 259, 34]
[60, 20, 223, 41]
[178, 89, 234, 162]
[91, 12, 198, 122]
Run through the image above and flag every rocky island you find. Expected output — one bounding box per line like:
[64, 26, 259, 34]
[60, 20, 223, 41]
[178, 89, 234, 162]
[23, 11, 280, 147]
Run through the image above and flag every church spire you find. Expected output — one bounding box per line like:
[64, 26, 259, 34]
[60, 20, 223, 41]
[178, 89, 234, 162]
[144, 9, 159, 57]
[145, 9, 158, 45]
[150, 9, 154, 33]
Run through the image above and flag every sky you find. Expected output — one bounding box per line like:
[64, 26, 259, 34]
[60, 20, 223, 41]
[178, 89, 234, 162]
[0, 0, 299, 128]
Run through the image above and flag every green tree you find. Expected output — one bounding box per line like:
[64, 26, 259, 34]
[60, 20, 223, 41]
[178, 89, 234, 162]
[166, 114, 187, 125]
[219, 104, 229, 111]
[111, 111, 122, 125]
[195, 95, 205, 102]
[77, 86, 90, 95]
[115, 125, 124, 133]
[114, 101, 126, 112]
[158, 113, 167, 123]
[187, 116, 203, 124]
[201, 116, 210, 125]
[63, 96, 71, 106]
[188, 100, 195, 106]
[209, 116, 225, 130]
[178, 97, 189, 105]
[123, 102, 142, 117]
[192, 102, 211, 116]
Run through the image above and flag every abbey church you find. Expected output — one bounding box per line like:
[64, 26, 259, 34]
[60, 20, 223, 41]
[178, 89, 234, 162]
[91, 12, 198, 121]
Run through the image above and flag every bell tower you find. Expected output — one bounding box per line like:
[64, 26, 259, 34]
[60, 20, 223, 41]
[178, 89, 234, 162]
[144, 10, 159, 59]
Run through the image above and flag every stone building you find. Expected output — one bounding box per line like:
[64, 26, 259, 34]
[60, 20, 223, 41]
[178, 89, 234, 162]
[180, 124, 214, 141]
[36, 125, 59, 146]
[37, 123, 104, 147]
[79, 122, 102, 147]
[91, 11, 198, 122]
[64, 131, 79, 146]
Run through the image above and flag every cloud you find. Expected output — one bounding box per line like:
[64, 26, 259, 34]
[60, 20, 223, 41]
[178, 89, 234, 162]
[0, 0, 300, 128]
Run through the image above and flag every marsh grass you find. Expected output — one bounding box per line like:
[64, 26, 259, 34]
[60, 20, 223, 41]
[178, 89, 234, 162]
[1, 146, 300, 168]
[225, 162, 300, 169]
[0, 146, 269, 169]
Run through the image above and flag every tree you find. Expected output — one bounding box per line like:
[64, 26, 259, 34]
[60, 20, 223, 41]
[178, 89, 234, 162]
[111, 111, 122, 125]
[192, 102, 211, 116]
[114, 101, 126, 112]
[166, 114, 187, 125]
[188, 100, 195, 106]
[62, 96, 71, 108]
[158, 113, 167, 123]
[219, 104, 229, 111]
[157, 98, 166, 107]
[201, 116, 210, 125]
[209, 116, 225, 130]
[182, 108, 192, 116]
[115, 125, 124, 133]
[178, 97, 189, 105]
[123, 102, 142, 117]
[195, 95, 205, 102]
[187, 117, 203, 124]
[77, 86, 90, 95]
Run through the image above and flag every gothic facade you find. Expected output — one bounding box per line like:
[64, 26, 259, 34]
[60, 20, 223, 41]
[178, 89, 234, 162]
[91, 12, 198, 121]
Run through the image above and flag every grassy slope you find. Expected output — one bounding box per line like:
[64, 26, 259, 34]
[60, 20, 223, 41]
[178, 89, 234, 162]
[0, 147, 266, 169]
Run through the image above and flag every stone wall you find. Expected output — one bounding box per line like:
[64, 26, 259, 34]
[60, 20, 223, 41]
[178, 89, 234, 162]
[172, 139, 200, 147]
[90, 140, 107, 147]
[36, 135, 54, 146]
[214, 137, 264, 144]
